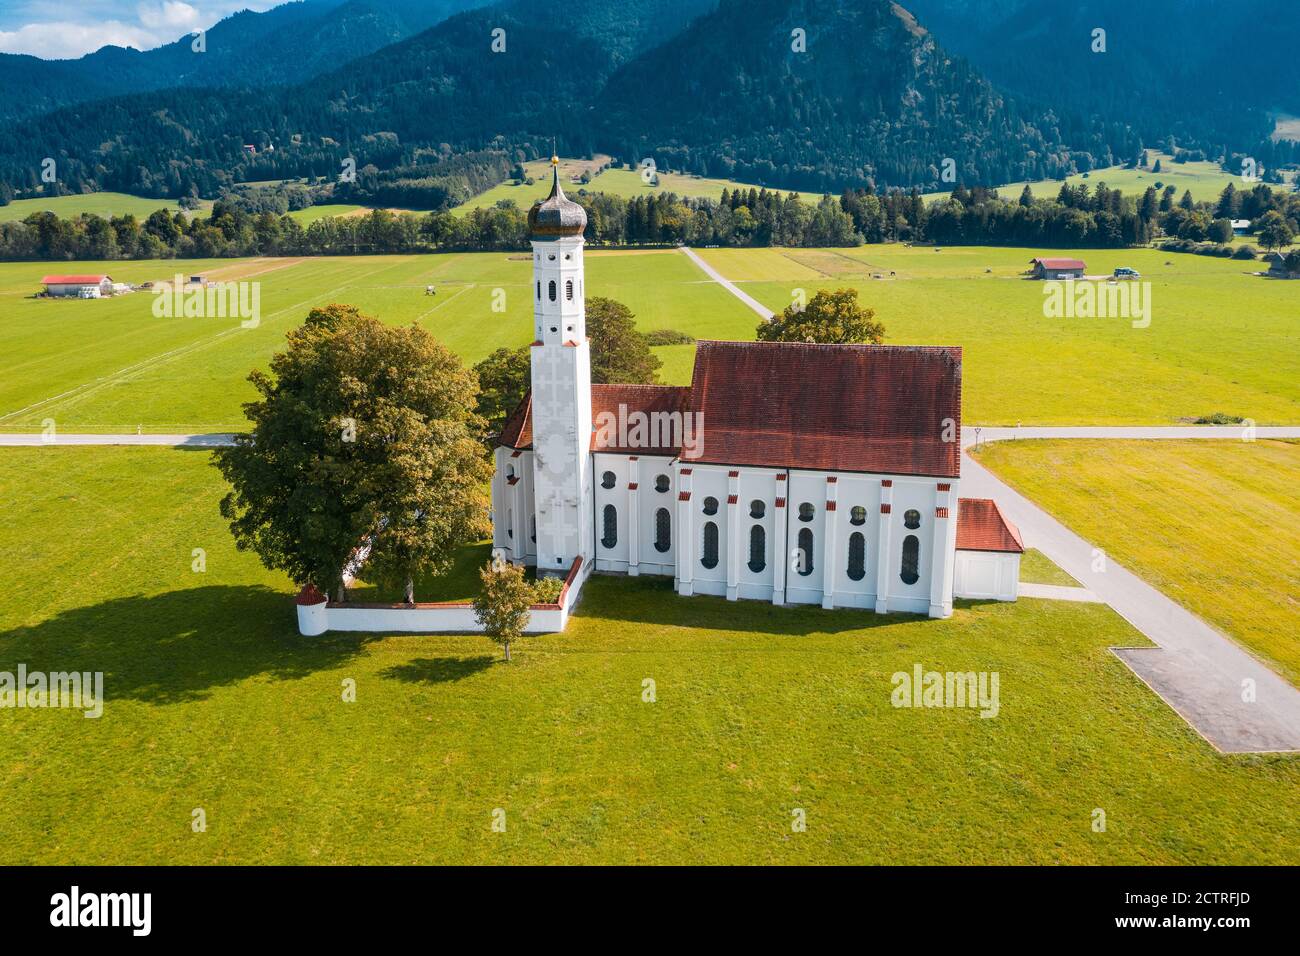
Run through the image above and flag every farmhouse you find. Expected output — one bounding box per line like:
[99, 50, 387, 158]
[1029, 257, 1085, 280]
[41, 274, 113, 298]
[1264, 251, 1296, 278]
[491, 159, 1023, 619]
[1231, 219, 1252, 235]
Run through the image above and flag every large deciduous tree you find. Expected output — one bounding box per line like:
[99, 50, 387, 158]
[756, 288, 885, 345]
[214, 303, 491, 603]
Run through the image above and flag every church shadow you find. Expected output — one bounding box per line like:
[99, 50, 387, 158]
[379, 655, 496, 684]
[0, 585, 368, 705]
[575, 574, 932, 636]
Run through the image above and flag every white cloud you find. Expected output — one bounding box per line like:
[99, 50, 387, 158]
[0, 20, 159, 58]
[137, 1, 200, 30]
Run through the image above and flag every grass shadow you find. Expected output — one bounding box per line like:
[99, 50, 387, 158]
[0, 585, 368, 705]
[380, 655, 495, 684]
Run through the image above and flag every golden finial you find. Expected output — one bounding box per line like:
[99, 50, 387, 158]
[551, 155, 559, 166]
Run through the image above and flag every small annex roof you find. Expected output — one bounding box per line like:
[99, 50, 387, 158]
[955, 498, 1024, 553]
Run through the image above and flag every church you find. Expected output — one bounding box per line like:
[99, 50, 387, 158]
[491, 159, 1023, 618]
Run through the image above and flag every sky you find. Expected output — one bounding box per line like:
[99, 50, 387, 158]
[0, 0, 284, 59]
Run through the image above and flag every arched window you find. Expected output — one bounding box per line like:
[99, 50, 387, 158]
[702, 496, 719, 515]
[601, 470, 616, 489]
[536, 281, 540, 300]
[797, 528, 814, 576]
[654, 508, 671, 553]
[506, 508, 513, 540]
[847, 532, 866, 581]
[701, 521, 719, 569]
[749, 499, 765, 519]
[565, 279, 574, 301]
[548, 280, 556, 302]
[904, 509, 921, 530]
[506, 463, 515, 479]
[798, 502, 815, 522]
[655, 474, 670, 493]
[529, 515, 536, 543]
[850, 505, 866, 526]
[900, 534, 920, 585]
[601, 504, 617, 550]
[748, 525, 766, 573]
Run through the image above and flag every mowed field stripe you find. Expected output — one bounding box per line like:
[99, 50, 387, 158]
[0, 256, 421, 424]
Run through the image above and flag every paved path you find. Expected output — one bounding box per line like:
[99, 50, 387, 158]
[680, 247, 774, 319]
[963, 427, 1300, 753]
[0, 433, 236, 447]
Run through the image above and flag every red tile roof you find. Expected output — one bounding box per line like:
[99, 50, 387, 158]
[1030, 258, 1086, 270]
[41, 274, 110, 284]
[685, 341, 962, 478]
[497, 341, 963, 479]
[496, 384, 691, 455]
[955, 498, 1024, 553]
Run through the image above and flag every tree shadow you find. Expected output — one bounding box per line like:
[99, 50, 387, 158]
[379, 656, 496, 684]
[0, 585, 369, 705]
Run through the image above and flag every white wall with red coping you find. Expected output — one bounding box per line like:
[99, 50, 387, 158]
[295, 558, 590, 636]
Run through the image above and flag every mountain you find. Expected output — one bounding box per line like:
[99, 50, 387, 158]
[0, 0, 495, 125]
[902, 0, 1298, 152]
[595, 0, 1103, 191]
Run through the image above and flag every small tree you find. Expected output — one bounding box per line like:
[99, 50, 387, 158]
[473, 559, 534, 661]
[1255, 211, 1295, 251]
[757, 288, 884, 345]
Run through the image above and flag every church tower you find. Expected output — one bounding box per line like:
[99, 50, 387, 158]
[526, 156, 593, 575]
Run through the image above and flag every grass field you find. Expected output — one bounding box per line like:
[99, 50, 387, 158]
[456, 156, 826, 214]
[1, 445, 1296, 865]
[2, 244, 1297, 431]
[0, 192, 210, 222]
[1018, 549, 1080, 587]
[929, 153, 1291, 204]
[287, 203, 369, 224]
[977, 439, 1300, 687]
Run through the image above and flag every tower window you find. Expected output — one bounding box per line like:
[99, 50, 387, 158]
[847, 532, 866, 581]
[900, 535, 920, 585]
[798, 502, 815, 522]
[601, 470, 616, 490]
[565, 279, 573, 301]
[529, 515, 536, 543]
[748, 525, 766, 573]
[749, 499, 765, 519]
[701, 521, 719, 569]
[904, 509, 921, 530]
[655, 474, 670, 493]
[850, 505, 866, 526]
[797, 528, 814, 576]
[702, 496, 718, 515]
[548, 280, 556, 302]
[601, 505, 618, 550]
[548, 254, 555, 261]
[654, 508, 671, 552]
[565, 253, 572, 260]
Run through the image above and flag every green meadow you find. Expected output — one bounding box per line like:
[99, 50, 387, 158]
[1, 446, 1296, 865]
[0, 191, 210, 222]
[456, 156, 826, 214]
[2, 244, 1297, 431]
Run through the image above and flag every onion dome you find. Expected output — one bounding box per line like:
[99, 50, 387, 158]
[527, 155, 587, 239]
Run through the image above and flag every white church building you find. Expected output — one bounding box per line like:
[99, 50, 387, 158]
[491, 159, 1023, 618]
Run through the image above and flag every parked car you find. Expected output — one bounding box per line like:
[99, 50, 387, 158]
[1113, 267, 1141, 279]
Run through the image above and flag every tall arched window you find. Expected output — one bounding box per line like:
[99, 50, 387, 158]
[548, 280, 556, 302]
[654, 508, 671, 552]
[601, 504, 617, 549]
[565, 279, 573, 301]
[850, 506, 866, 526]
[900, 534, 920, 585]
[847, 532, 866, 581]
[748, 525, 766, 573]
[701, 521, 719, 569]
[797, 528, 814, 576]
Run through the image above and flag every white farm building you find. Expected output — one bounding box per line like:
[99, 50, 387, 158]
[41, 274, 113, 298]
